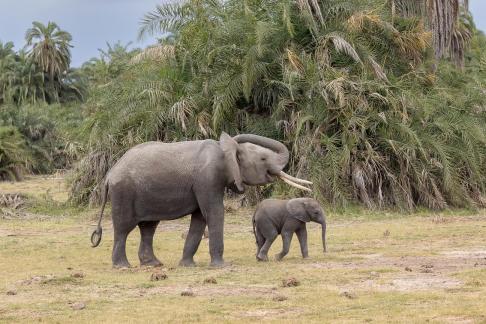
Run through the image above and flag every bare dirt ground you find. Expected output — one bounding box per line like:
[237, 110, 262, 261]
[1, 176, 486, 323]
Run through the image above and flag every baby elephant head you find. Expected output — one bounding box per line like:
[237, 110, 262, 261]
[286, 198, 327, 253]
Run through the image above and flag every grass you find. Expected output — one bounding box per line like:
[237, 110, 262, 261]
[1, 177, 486, 323]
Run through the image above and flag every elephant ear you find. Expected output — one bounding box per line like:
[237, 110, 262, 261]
[286, 198, 311, 223]
[220, 132, 244, 193]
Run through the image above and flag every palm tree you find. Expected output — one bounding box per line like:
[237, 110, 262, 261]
[0, 41, 17, 104]
[391, 0, 473, 67]
[24, 21, 73, 101]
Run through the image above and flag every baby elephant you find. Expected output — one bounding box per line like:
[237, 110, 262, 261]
[252, 198, 327, 261]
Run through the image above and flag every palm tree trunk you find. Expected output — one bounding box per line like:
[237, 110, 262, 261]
[392, 0, 470, 68]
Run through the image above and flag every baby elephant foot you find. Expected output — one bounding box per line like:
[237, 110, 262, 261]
[256, 253, 269, 262]
[275, 253, 285, 261]
[141, 258, 163, 267]
[113, 261, 131, 269]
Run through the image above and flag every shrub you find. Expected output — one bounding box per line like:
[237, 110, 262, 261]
[0, 126, 31, 181]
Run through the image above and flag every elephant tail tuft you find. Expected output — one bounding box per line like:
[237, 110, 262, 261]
[91, 182, 109, 248]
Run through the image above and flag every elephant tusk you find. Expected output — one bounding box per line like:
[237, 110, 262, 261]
[279, 176, 313, 192]
[279, 171, 313, 185]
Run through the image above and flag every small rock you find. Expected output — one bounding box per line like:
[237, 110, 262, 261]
[150, 272, 168, 281]
[340, 290, 357, 299]
[67, 267, 73, 270]
[203, 277, 217, 284]
[282, 277, 300, 287]
[70, 302, 85, 310]
[181, 288, 194, 297]
[71, 272, 84, 278]
[421, 268, 433, 273]
[405, 267, 412, 272]
[272, 295, 288, 301]
[6, 290, 17, 296]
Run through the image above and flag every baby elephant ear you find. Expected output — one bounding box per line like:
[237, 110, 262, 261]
[220, 132, 244, 193]
[286, 198, 311, 222]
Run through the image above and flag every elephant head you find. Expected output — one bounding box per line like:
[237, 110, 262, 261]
[286, 198, 327, 253]
[219, 132, 312, 193]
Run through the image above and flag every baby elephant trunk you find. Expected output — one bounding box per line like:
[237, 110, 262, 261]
[320, 218, 327, 253]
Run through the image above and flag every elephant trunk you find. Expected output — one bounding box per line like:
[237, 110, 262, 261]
[320, 219, 327, 253]
[233, 134, 289, 167]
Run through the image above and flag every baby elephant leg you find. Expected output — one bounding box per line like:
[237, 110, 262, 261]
[255, 228, 265, 257]
[295, 225, 309, 258]
[257, 232, 278, 261]
[275, 231, 293, 261]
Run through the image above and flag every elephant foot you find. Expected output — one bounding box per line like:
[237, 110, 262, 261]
[140, 258, 163, 267]
[209, 259, 229, 268]
[302, 255, 309, 259]
[275, 254, 284, 261]
[256, 253, 269, 262]
[113, 261, 131, 269]
[179, 258, 196, 267]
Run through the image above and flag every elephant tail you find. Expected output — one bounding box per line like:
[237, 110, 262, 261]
[252, 212, 257, 245]
[91, 181, 109, 248]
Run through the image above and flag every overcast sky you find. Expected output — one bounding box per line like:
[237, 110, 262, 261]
[0, 0, 485, 67]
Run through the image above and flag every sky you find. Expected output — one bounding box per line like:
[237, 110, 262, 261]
[0, 0, 165, 66]
[0, 0, 485, 67]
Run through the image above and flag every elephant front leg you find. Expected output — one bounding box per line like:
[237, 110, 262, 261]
[206, 206, 225, 267]
[179, 211, 206, 267]
[275, 231, 293, 261]
[194, 185, 226, 267]
[138, 221, 163, 267]
[296, 225, 309, 259]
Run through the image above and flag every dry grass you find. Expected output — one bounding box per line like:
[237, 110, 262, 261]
[1, 177, 486, 323]
[0, 174, 67, 202]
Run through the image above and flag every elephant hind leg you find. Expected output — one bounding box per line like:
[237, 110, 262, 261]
[257, 232, 277, 262]
[112, 223, 137, 268]
[255, 228, 265, 258]
[138, 221, 162, 267]
[111, 188, 137, 268]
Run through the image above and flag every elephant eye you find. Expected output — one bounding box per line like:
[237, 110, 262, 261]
[261, 157, 266, 161]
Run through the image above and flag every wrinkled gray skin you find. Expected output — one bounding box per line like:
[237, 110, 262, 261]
[252, 198, 326, 261]
[91, 132, 290, 268]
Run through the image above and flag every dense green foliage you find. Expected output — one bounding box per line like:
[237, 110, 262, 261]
[0, 126, 31, 180]
[0, 22, 84, 178]
[1, 1, 485, 210]
[68, 0, 486, 209]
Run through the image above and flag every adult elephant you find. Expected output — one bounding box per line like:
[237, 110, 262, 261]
[91, 132, 312, 268]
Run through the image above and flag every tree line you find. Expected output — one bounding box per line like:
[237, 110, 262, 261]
[2, 0, 486, 210]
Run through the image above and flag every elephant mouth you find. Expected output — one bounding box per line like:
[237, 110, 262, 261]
[266, 171, 276, 182]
